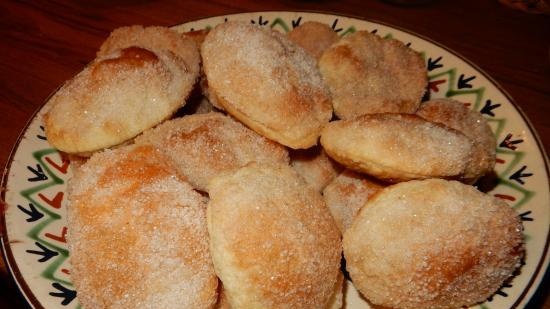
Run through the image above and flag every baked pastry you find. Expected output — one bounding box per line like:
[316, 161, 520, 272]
[67, 144, 218, 308]
[181, 28, 227, 111]
[319, 31, 427, 119]
[343, 179, 524, 309]
[135, 112, 289, 192]
[214, 274, 343, 309]
[323, 169, 384, 233]
[44, 26, 200, 155]
[207, 163, 341, 308]
[214, 284, 231, 309]
[183, 28, 210, 49]
[287, 21, 340, 60]
[98, 25, 200, 78]
[290, 146, 342, 192]
[327, 272, 344, 309]
[416, 98, 496, 183]
[202, 21, 332, 149]
[320, 113, 473, 181]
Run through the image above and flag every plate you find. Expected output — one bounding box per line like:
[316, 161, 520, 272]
[1, 11, 548, 309]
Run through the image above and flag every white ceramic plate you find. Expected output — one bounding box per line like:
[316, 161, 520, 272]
[1, 11, 548, 309]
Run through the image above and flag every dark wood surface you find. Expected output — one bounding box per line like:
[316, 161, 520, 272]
[0, 0, 548, 308]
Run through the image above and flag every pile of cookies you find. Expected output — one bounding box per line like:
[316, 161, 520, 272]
[43, 20, 524, 309]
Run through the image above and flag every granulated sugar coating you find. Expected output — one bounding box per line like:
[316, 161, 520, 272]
[67, 145, 218, 309]
[214, 284, 231, 309]
[417, 98, 497, 183]
[320, 113, 473, 182]
[323, 169, 384, 234]
[343, 179, 524, 309]
[44, 26, 200, 155]
[215, 278, 345, 309]
[44, 46, 197, 155]
[319, 31, 427, 120]
[98, 25, 201, 78]
[201, 21, 332, 149]
[287, 21, 340, 60]
[207, 163, 341, 309]
[135, 112, 289, 192]
[327, 272, 344, 309]
[42, 19, 524, 309]
[290, 145, 343, 193]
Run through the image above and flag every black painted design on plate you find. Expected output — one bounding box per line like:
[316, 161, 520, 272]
[509, 165, 533, 185]
[499, 133, 523, 150]
[480, 99, 501, 117]
[427, 56, 443, 71]
[251, 16, 268, 26]
[292, 16, 302, 28]
[26, 242, 58, 262]
[457, 73, 476, 89]
[37, 125, 47, 140]
[49, 282, 77, 306]
[487, 283, 512, 301]
[331, 19, 342, 32]
[17, 203, 44, 222]
[520, 210, 534, 222]
[27, 164, 48, 182]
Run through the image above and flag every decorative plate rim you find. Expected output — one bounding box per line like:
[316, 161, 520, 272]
[2, 94, 51, 309]
[1, 10, 548, 309]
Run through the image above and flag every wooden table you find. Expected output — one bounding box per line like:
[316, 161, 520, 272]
[0, 0, 548, 308]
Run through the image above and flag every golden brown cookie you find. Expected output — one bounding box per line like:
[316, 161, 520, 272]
[319, 31, 427, 119]
[290, 146, 342, 192]
[416, 98, 496, 182]
[343, 179, 524, 309]
[320, 113, 473, 181]
[202, 21, 332, 149]
[98, 26, 202, 113]
[287, 21, 340, 60]
[67, 144, 218, 309]
[327, 272, 344, 309]
[44, 37, 199, 154]
[98, 25, 200, 78]
[207, 163, 341, 308]
[323, 169, 384, 233]
[214, 284, 231, 309]
[181, 28, 227, 111]
[183, 28, 210, 49]
[135, 112, 289, 191]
